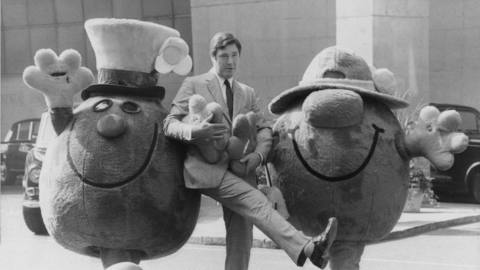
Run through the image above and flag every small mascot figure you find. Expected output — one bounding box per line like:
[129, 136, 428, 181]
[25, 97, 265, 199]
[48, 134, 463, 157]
[23, 18, 200, 270]
[267, 46, 468, 270]
[181, 94, 258, 177]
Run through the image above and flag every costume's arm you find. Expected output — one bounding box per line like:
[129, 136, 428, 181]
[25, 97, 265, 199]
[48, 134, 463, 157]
[23, 49, 94, 135]
[251, 88, 273, 164]
[254, 128, 273, 164]
[163, 78, 195, 141]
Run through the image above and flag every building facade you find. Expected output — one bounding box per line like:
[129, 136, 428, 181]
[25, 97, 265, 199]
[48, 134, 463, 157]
[2, 0, 480, 138]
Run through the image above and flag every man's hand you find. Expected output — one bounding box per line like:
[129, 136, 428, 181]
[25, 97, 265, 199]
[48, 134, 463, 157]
[191, 114, 228, 141]
[239, 152, 262, 174]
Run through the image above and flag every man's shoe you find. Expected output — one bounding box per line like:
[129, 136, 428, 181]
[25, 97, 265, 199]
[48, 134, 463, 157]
[309, 217, 338, 269]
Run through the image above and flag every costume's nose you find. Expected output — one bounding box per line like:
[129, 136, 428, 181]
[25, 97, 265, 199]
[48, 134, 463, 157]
[302, 89, 364, 128]
[97, 114, 127, 138]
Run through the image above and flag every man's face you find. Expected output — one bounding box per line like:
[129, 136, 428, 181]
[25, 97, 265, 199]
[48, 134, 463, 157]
[212, 44, 239, 79]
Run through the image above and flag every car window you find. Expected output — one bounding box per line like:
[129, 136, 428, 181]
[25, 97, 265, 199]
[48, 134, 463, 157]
[457, 111, 478, 132]
[5, 120, 40, 142]
[17, 122, 31, 140]
[31, 120, 39, 140]
[3, 130, 13, 142]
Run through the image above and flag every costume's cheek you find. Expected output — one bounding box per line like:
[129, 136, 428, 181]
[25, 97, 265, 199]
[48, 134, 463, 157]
[302, 89, 364, 128]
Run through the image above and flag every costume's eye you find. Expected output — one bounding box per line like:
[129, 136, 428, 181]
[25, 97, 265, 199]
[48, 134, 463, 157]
[93, 99, 113, 112]
[121, 101, 141, 114]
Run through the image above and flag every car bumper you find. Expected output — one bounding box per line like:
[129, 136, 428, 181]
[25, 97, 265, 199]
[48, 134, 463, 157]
[22, 199, 40, 208]
[431, 174, 469, 194]
[23, 187, 40, 208]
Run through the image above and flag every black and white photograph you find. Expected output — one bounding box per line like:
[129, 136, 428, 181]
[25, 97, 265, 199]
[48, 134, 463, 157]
[1, 0, 479, 269]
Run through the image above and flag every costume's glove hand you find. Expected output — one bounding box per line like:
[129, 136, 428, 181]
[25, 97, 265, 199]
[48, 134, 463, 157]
[23, 48, 94, 108]
[404, 105, 469, 170]
[239, 152, 262, 174]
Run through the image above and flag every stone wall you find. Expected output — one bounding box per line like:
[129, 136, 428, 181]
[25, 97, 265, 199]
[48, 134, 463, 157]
[1, 0, 192, 139]
[429, 0, 480, 111]
[337, 0, 430, 113]
[3, 0, 480, 140]
[190, 0, 336, 118]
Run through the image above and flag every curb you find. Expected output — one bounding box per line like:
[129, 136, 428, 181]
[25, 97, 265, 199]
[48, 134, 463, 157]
[187, 215, 480, 249]
[188, 236, 279, 249]
[378, 214, 480, 243]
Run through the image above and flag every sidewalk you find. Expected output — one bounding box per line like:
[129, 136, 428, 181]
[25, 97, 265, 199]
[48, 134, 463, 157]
[188, 196, 480, 248]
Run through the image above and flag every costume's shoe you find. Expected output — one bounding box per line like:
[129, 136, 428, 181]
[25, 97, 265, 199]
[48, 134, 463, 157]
[309, 217, 338, 269]
[106, 262, 142, 270]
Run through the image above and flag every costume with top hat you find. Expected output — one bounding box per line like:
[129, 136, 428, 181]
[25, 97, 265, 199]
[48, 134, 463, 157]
[266, 46, 468, 270]
[22, 18, 201, 270]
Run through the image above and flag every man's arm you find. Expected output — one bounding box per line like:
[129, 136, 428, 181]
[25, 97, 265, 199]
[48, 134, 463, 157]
[164, 77, 228, 142]
[163, 77, 195, 141]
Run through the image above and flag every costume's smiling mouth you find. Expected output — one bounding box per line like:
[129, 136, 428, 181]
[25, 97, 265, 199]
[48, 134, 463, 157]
[67, 120, 158, 188]
[49, 72, 70, 83]
[290, 123, 385, 182]
[50, 72, 67, 77]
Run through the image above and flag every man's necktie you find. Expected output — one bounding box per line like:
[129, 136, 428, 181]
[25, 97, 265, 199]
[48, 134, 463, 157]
[224, 79, 233, 119]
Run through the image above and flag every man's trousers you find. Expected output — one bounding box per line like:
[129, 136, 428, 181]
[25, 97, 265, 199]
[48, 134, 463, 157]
[201, 171, 310, 267]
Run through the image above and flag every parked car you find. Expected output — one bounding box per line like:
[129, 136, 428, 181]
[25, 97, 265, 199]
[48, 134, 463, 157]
[22, 112, 55, 235]
[429, 103, 480, 203]
[1, 118, 40, 185]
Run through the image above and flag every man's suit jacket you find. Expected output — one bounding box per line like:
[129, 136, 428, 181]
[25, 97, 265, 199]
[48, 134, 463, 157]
[164, 70, 272, 189]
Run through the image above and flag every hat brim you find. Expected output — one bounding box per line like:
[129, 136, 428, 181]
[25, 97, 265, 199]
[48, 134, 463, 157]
[82, 84, 165, 100]
[268, 82, 409, 115]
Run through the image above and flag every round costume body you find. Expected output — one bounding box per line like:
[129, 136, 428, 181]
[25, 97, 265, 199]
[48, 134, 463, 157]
[39, 95, 200, 258]
[267, 46, 469, 270]
[269, 98, 409, 241]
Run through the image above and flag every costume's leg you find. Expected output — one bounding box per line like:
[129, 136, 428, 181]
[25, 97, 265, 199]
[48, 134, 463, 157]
[100, 248, 142, 269]
[223, 206, 252, 270]
[202, 171, 310, 266]
[329, 241, 365, 270]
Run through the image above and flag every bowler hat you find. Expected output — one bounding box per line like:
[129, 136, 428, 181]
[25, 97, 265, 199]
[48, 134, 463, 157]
[269, 46, 409, 114]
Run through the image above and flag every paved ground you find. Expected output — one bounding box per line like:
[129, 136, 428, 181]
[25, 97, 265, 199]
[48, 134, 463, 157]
[1, 185, 479, 270]
[190, 195, 480, 247]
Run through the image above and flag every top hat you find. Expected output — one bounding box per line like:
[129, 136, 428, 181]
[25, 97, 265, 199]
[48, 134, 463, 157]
[82, 18, 192, 100]
[269, 46, 409, 114]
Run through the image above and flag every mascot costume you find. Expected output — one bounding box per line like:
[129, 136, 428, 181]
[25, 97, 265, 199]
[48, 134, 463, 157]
[267, 46, 468, 270]
[181, 93, 259, 177]
[23, 18, 199, 269]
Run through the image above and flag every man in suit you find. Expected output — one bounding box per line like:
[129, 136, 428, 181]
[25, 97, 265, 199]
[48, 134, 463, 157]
[164, 32, 337, 270]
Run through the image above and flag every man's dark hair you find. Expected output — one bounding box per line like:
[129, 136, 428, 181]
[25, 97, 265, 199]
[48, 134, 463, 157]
[209, 32, 242, 57]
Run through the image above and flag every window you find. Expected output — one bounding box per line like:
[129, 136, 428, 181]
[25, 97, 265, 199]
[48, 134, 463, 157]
[7, 120, 40, 142]
[457, 111, 478, 133]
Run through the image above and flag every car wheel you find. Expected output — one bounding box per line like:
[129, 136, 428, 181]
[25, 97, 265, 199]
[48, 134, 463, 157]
[5, 171, 18, 185]
[469, 171, 480, 204]
[22, 206, 49, 235]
